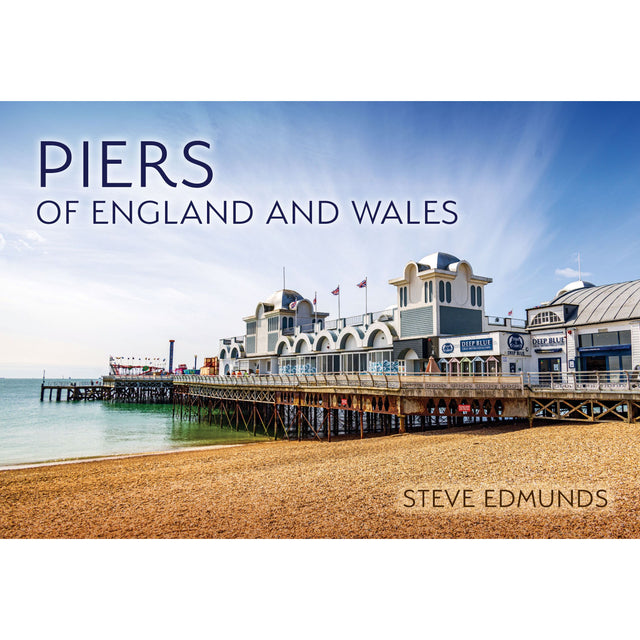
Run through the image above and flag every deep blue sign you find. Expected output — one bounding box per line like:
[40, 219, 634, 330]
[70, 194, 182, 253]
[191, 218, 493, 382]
[460, 338, 493, 352]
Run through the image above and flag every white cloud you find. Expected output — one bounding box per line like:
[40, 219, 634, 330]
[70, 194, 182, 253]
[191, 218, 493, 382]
[21, 230, 45, 244]
[555, 267, 592, 279]
[0, 233, 5, 251]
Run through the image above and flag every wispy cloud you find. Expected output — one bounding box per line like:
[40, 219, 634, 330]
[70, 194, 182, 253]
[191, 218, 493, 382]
[0, 233, 5, 251]
[555, 267, 592, 279]
[21, 230, 45, 244]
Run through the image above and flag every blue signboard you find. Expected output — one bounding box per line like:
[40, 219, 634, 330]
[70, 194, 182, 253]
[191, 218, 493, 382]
[460, 338, 493, 352]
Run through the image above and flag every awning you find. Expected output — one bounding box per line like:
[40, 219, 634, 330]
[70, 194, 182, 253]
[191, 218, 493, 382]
[578, 344, 631, 353]
[535, 348, 563, 353]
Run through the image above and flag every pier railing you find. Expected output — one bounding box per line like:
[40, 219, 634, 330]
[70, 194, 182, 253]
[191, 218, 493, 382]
[103, 375, 174, 381]
[174, 372, 525, 391]
[525, 370, 640, 392]
[106, 370, 640, 393]
[173, 370, 640, 393]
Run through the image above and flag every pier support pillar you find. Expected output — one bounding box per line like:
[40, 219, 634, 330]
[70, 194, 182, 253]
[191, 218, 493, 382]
[399, 414, 406, 434]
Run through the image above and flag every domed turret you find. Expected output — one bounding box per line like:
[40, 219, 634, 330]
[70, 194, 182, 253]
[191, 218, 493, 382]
[417, 251, 460, 271]
[263, 289, 305, 310]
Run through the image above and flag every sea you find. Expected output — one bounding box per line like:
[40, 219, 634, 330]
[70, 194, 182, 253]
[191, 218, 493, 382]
[0, 378, 268, 467]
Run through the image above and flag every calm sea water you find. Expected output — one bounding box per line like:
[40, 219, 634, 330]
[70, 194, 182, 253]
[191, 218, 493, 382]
[0, 378, 268, 466]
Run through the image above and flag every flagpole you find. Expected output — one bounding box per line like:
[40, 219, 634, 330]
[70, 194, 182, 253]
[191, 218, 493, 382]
[338, 287, 341, 322]
[314, 291, 317, 330]
[283, 266, 286, 290]
[365, 275, 368, 318]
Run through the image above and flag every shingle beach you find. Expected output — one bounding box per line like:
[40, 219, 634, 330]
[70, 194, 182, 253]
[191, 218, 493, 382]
[1, 421, 639, 538]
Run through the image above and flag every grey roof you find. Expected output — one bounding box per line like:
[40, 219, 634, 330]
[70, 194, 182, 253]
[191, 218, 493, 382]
[263, 289, 304, 311]
[551, 279, 640, 326]
[417, 251, 460, 271]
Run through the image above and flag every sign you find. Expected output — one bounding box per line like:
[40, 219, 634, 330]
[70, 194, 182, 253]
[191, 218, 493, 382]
[460, 338, 493, 352]
[341, 398, 348, 406]
[458, 404, 471, 412]
[442, 342, 454, 354]
[507, 334, 525, 351]
[532, 335, 565, 347]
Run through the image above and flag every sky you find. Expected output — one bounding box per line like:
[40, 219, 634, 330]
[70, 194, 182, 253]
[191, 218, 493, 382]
[2, 101, 640, 377]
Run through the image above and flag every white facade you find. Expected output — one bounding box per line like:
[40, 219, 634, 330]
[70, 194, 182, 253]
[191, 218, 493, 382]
[438, 330, 531, 374]
[217, 258, 640, 376]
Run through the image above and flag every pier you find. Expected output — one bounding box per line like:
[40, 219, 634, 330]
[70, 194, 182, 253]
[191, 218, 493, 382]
[172, 370, 640, 441]
[41, 371, 640, 438]
[41, 376, 173, 404]
[102, 375, 173, 403]
[40, 383, 114, 402]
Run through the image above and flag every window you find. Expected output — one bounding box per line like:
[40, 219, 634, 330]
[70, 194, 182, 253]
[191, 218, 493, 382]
[439, 281, 445, 302]
[246, 321, 256, 335]
[429, 281, 433, 302]
[580, 330, 632, 347]
[445, 282, 451, 303]
[477, 286, 482, 306]
[400, 286, 408, 307]
[470, 286, 476, 306]
[424, 282, 428, 303]
[530, 311, 562, 326]
[341, 352, 368, 372]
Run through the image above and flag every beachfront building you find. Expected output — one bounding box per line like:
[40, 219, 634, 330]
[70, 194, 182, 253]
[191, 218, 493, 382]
[526, 279, 640, 375]
[436, 326, 531, 375]
[217, 254, 640, 377]
[219, 251, 525, 375]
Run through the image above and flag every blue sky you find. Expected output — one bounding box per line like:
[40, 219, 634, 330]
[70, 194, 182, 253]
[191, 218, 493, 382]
[1, 102, 640, 376]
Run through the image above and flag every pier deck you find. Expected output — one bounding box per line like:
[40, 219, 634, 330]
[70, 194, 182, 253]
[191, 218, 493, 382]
[41, 372, 640, 438]
[40, 384, 113, 402]
[172, 371, 640, 440]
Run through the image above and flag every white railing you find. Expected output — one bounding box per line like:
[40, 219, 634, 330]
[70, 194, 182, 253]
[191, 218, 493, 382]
[108, 370, 640, 393]
[104, 375, 174, 381]
[174, 371, 525, 390]
[525, 370, 640, 392]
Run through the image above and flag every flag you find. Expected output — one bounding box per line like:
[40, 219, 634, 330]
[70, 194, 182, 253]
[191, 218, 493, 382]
[356, 278, 367, 288]
[289, 300, 298, 310]
[331, 286, 340, 296]
[313, 295, 317, 305]
[508, 310, 513, 316]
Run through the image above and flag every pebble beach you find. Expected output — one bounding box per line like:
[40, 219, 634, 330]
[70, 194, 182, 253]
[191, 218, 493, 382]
[1, 420, 639, 538]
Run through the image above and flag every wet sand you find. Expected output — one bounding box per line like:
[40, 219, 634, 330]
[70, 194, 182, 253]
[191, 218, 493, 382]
[1, 421, 639, 538]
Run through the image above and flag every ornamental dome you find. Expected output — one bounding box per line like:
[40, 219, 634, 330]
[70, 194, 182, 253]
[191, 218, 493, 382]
[417, 251, 461, 271]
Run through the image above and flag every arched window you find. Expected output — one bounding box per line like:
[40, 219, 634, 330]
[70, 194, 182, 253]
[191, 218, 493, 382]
[424, 282, 428, 303]
[470, 286, 476, 306]
[439, 281, 445, 302]
[288, 317, 294, 329]
[530, 310, 561, 326]
[429, 281, 433, 302]
[445, 282, 451, 303]
[477, 286, 482, 306]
